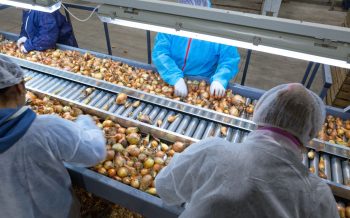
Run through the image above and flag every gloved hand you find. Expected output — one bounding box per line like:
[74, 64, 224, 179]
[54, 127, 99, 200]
[20, 45, 28, 54]
[210, 81, 225, 98]
[174, 78, 188, 97]
[17, 37, 27, 48]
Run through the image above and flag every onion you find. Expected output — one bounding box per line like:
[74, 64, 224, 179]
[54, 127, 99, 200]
[140, 174, 153, 190]
[138, 153, 147, 162]
[154, 119, 162, 128]
[103, 161, 114, 170]
[229, 106, 239, 117]
[131, 179, 140, 188]
[232, 95, 245, 106]
[112, 143, 124, 152]
[220, 127, 227, 136]
[161, 143, 169, 152]
[134, 161, 143, 170]
[53, 105, 63, 113]
[167, 149, 175, 157]
[246, 105, 254, 114]
[140, 168, 150, 176]
[151, 140, 158, 148]
[146, 187, 157, 195]
[106, 150, 115, 161]
[126, 160, 135, 167]
[154, 157, 165, 165]
[122, 177, 131, 185]
[144, 158, 155, 169]
[167, 115, 178, 123]
[126, 127, 139, 134]
[137, 113, 152, 124]
[132, 101, 141, 108]
[116, 93, 128, 105]
[126, 133, 141, 145]
[155, 151, 165, 158]
[337, 203, 346, 218]
[114, 155, 126, 168]
[307, 151, 315, 160]
[153, 163, 162, 172]
[102, 120, 114, 128]
[107, 168, 117, 177]
[345, 206, 350, 218]
[126, 145, 141, 157]
[97, 167, 107, 175]
[117, 127, 126, 134]
[117, 167, 129, 178]
[173, 142, 185, 152]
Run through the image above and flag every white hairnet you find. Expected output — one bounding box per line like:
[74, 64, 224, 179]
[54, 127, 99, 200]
[0, 56, 24, 89]
[178, 0, 211, 7]
[252, 83, 326, 145]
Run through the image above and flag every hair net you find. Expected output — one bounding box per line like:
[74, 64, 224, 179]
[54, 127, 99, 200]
[0, 56, 24, 89]
[252, 83, 326, 145]
[178, 0, 211, 7]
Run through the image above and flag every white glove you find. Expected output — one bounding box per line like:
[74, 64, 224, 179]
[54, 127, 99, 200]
[174, 78, 188, 97]
[210, 81, 225, 98]
[20, 45, 28, 54]
[17, 37, 27, 48]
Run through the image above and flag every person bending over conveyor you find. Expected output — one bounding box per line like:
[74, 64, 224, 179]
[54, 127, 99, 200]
[0, 57, 105, 218]
[17, 9, 78, 53]
[156, 83, 339, 218]
[152, 0, 240, 98]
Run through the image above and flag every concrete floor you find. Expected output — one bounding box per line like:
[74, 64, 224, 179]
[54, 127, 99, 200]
[0, 1, 347, 94]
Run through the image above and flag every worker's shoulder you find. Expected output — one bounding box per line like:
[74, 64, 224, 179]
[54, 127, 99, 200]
[31, 114, 70, 129]
[308, 173, 332, 193]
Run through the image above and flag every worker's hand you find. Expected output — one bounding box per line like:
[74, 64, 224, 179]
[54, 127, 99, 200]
[174, 78, 188, 97]
[17, 37, 27, 48]
[20, 45, 28, 54]
[210, 81, 225, 98]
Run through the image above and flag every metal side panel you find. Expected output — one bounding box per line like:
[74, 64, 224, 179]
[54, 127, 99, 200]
[66, 164, 183, 218]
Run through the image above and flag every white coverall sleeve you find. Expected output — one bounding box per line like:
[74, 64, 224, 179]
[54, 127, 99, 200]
[45, 115, 106, 166]
[155, 137, 222, 206]
[311, 183, 339, 218]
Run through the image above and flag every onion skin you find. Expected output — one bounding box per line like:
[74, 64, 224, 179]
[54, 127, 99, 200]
[173, 142, 185, 152]
[116, 93, 127, 105]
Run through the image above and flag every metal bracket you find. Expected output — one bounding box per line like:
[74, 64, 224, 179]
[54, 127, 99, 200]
[314, 39, 337, 49]
[124, 7, 138, 15]
[252, 37, 261, 46]
[175, 22, 183, 31]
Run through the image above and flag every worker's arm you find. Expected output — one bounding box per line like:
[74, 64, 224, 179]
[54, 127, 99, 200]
[155, 138, 221, 205]
[152, 33, 184, 86]
[23, 12, 59, 52]
[46, 115, 106, 166]
[210, 45, 240, 88]
[19, 12, 28, 38]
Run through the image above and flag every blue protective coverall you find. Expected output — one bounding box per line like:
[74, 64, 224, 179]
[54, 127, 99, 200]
[152, 34, 240, 88]
[19, 10, 78, 52]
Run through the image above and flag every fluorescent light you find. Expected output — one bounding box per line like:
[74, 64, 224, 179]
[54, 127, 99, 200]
[100, 16, 350, 69]
[0, 0, 61, 12]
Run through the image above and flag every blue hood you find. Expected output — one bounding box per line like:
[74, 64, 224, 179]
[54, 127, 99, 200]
[0, 107, 36, 153]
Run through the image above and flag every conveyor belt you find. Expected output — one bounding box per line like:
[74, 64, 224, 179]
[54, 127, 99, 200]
[24, 68, 250, 143]
[303, 149, 350, 199]
[23, 67, 350, 201]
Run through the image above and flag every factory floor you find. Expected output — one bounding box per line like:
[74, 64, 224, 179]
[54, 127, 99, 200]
[0, 0, 347, 94]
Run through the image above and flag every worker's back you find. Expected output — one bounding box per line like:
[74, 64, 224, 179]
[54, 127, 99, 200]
[0, 115, 105, 218]
[157, 131, 339, 218]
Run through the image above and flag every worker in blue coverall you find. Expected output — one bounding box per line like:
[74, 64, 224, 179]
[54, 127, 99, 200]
[17, 9, 78, 54]
[152, 0, 240, 98]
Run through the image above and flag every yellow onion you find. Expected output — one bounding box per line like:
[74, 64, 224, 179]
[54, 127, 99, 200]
[117, 167, 129, 178]
[126, 127, 139, 134]
[126, 133, 141, 145]
[126, 145, 141, 157]
[144, 158, 155, 169]
[173, 142, 185, 152]
[116, 93, 128, 105]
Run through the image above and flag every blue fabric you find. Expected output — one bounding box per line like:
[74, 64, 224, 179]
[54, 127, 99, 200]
[152, 33, 240, 88]
[0, 108, 36, 153]
[19, 10, 78, 52]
